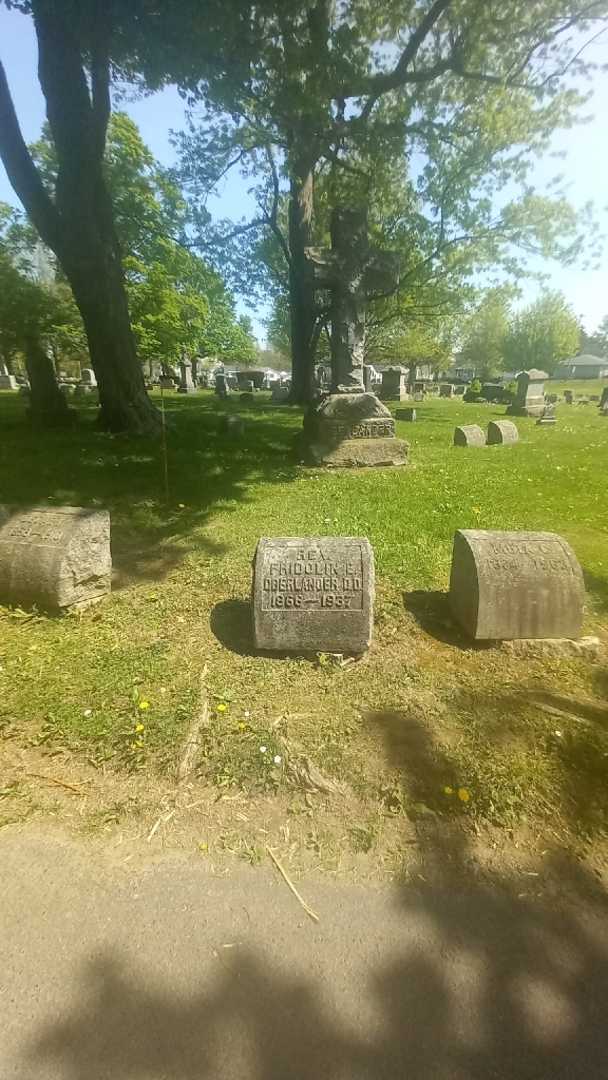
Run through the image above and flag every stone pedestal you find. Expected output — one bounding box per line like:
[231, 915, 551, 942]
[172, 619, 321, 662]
[303, 391, 408, 468]
[178, 359, 197, 394]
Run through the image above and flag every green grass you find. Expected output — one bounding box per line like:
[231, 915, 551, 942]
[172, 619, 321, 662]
[1, 386, 607, 867]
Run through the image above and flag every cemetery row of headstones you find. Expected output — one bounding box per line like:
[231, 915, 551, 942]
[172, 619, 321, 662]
[0, 507, 586, 655]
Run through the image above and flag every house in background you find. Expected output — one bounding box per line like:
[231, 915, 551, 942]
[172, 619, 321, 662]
[554, 354, 608, 380]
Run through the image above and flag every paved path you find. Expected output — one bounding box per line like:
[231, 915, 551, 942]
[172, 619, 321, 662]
[2, 825, 608, 1079]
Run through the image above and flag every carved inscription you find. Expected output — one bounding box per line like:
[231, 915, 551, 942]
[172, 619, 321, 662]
[323, 419, 395, 440]
[481, 539, 574, 576]
[0, 512, 66, 547]
[261, 543, 364, 611]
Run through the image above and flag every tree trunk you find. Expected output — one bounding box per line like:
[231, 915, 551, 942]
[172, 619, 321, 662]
[64, 241, 160, 434]
[288, 168, 317, 405]
[23, 333, 71, 426]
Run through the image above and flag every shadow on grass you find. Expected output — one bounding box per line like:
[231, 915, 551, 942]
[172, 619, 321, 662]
[584, 569, 608, 614]
[210, 599, 254, 655]
[0, 394, 302, 588]
[402, 589, 495, 650]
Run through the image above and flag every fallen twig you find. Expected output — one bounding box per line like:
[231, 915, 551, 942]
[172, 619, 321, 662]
[266, 845, 319, 923]
[26, 773, 88, 795]
[176, 664, 209, 783]
[147, 808, 176, 843]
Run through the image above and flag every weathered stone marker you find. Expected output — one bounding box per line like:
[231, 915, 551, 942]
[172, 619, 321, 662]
[449, 529, 584, 641]
[253, 537, 374, 654]
[536, 404, 556, 426]
[487, 420, 519, 445]
[305, 393, 407, 466]
[507, 369, 548, 417]
[454, 424, 486, 447]
[0, 505, 111, 613]
[178, 358, 197, 394]
[379, 367, 408, 401]
[396, 407, 416, 422]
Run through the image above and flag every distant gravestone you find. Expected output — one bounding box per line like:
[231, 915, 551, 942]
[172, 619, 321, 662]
[507, 369, 548, 417]
[218, 414, 244, 436]
[439, 383, 455, 398]
[241, 379, 255, 393]
[178, 358, 197, 394]
[536, 404, 556, 426]
[80, 368, 97, 387]
[253, 537, 374, 654]
[0, 361, 17, 390]
[271, 385, 290, 404]
[564, 390, 573, 404]
[379, 367, 408, 401]
[0, 505, 111, 613]
[396, 407, 416, 422]
[487, 420, 519, 445]
[449, 529, 584, 640]
[599, 386, 608, 410]
[454, 424, 486, 447]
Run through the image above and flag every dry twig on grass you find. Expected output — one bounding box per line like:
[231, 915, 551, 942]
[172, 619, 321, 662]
[266, 845, 319, 923]
[26, 773, 89, 796]
[176, 664, 209, 784]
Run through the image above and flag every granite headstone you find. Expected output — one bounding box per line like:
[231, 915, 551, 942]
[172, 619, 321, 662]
[0, 505, 111, 613]
[253, 537, 374, 654]
[487, 420, 519, 445]
[454, 424, 486, 447]
[449, 529, 584, 640]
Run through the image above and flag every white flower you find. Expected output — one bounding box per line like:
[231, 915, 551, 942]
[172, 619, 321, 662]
[260, 745, 267, 754]
[83, 709, 92, 717]
[244, 710, 251, 718]
[554, 729, 563, 738]
[273, 755, 282, 766]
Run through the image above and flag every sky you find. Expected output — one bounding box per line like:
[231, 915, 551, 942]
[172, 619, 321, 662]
[1, 6, 607, 343]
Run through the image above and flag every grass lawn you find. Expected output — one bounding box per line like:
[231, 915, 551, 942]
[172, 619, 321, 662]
[1, 386, 607, 879]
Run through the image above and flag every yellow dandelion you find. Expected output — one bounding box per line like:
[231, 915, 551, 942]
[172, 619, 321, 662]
[139, 700, 150, 711]
[443, 785, 454, 796]
[457, 787, 470, 803]
[238, 722, 246, 731]
[217, 703, 228, 712]
[135, 722, 145, 733]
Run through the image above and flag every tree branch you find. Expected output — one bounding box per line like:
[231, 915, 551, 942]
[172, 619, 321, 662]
[0, 57, 62, 251]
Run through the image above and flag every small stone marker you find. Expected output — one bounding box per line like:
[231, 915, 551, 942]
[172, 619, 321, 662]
[536, 404, 556, 426]
[0, 505, 111, 613]
[487, 420, 518, 445]
[253, 537, 374, 654]
[80, 368, 97, 387]
[449, 529, 584, 641]
[439, 383, 454, 398]
[564, 390, 573, 404]
[454, 424, 486, 447]
[396, 407, 416, 422]
[218, 414, 244, 436]
[271, 385, 290, 404]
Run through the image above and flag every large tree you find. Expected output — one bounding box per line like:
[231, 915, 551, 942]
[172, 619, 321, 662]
[459, 289, 513, 378]
[0, 0, 160, 433]
[152, 0, 606, 402]
[503, 290, 581, 373]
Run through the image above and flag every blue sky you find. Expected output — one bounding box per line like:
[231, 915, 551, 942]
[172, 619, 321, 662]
[1, 6, 607, 343]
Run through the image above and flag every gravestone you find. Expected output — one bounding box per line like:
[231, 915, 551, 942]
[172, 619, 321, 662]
[253, 537, 374, 654]
[564, 390, 573, 404]
[215, 374, 230, 399]
[0, 361, 17, 390]
[439, 383, 454, 398]
[536, 404, 556, 426]
[413, 391, 424, 402]
[240, 379, 255, 393]
[0, 505, 111, 613]
[590, 395, 599, 402]
[178, 358, 197, 394]
[379, 367, 408, 401]
[159, 376, 176, 390]
[271, 385, 290, 404]
[362, 365, 373, 392]
[449, 529, 584, 640]
[303, 208, 408, 468]
[507, 369, 548, 417]
[80, 368, 97, 387]
[454, 385, 466, 396]
[396, 407, 416, 422]
[599, 386, 608, 410]
[59, 383, 76, 398]
[74, 384, 99, 402]
[454, 424, 486, 447]
[218, 414, 244, 436]
[487, 420, 519, 445]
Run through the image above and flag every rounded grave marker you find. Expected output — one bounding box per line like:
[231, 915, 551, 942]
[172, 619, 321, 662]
[253, 537, 374, 654]
[487, 420, 519, 445]
[0, 505, 111, 613]
[218, 415, 245, 436]
[453, 424, 486, 447]
[449, 529, 584, 641]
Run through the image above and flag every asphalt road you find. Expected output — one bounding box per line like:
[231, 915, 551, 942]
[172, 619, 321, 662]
[2, 825, 608, 1079]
